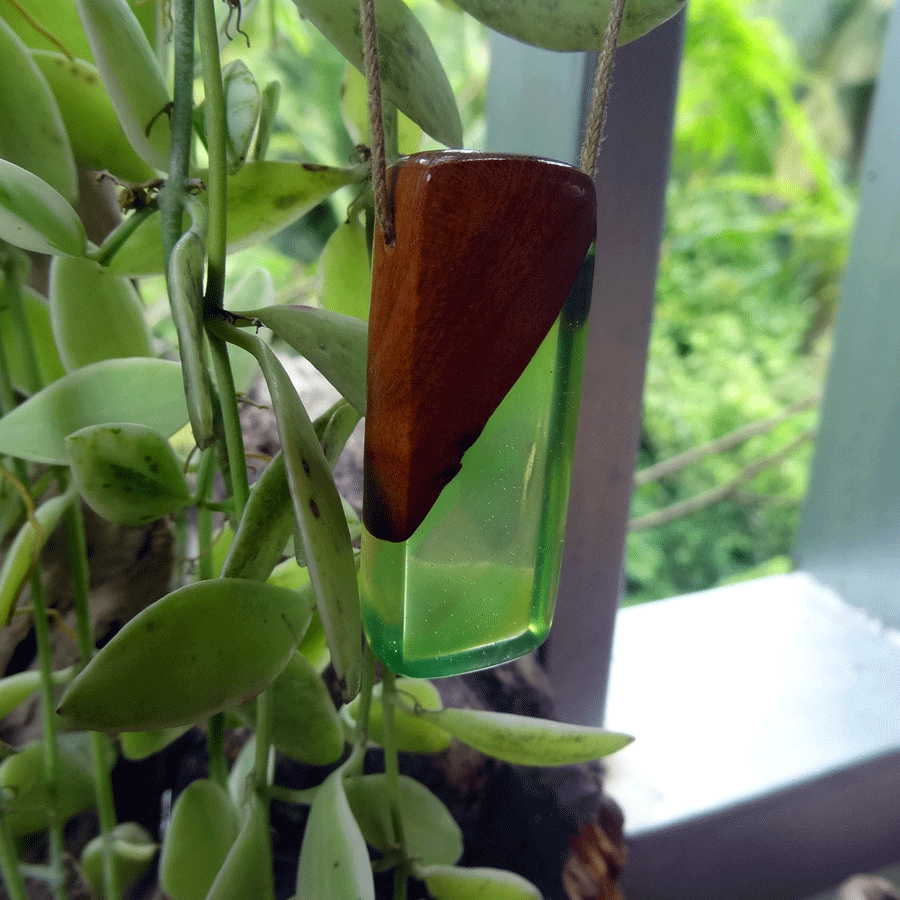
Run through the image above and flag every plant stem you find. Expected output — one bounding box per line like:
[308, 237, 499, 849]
[0, 810, 28, 900]
[207, 712, 228, 788]
[348, 642, 377, 777]
[195, 0, 228, 310]
[161, 0, 196, 269]
[29, 573, 66, 900]
[65, 501, 123, 900]
[208, 335, 249, 511]
[88, 206, 158, 267]
[379, 668, 407, 860]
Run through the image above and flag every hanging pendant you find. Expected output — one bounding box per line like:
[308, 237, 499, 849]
[362, 150, 596, 676]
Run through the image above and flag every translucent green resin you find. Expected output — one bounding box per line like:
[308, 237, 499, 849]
[361, 257, 593, 677]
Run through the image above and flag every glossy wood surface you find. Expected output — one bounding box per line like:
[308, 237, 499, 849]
[363, 150, 596, 542]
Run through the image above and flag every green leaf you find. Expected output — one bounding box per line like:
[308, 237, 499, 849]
[159, 779, 240, 900]
[119, 726, 191, 760]
[0, 17, 76, 202]
[58, 578, 315, 731]
[0, 735, 98, 836]
[0, 284, 66, 394]
[0, 157, 86, 256]
[31, 50, 157, 197]
[290, 0, 462, 148]
[0, 484, 74, 625]
[222, 59, 261, 176]
[417, 708, 634, 766]
[344, 678, 451, 753]
[1, 0, 96, 61]
[237, 651, 344, 766]
[344, 774, 462, 866]
[168, 227, 214, 448]
[81, 822, 158, 898]
[314, 399, 363, 467]
[74, 0, 172, 170]
[340, 62, 422, 156]
[0, 358, 188, 465]
[224, 265, 274, 390]
[452, 0, 687, 51]
[316, 212, 372, 322]
[108, 161, 362, 277]
[206, 792, 275, 900]
[220, 325, 362, 700]
[247, 305, 367, 415]
[65, 423, 191, 526]
[416, 865, 542, 900]
[0, 666, 73, 719]
[49, 255, 154, 371]
[296, 769, 375, 900]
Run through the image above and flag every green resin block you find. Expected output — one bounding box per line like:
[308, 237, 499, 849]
[361, 256, 593, 677]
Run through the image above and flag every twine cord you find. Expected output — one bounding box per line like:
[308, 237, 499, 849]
[579, 0, 628, 177]
[360, 0, 395, 245]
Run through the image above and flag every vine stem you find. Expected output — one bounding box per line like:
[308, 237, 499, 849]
[196, 0, 228, 309]
[0, 811, 27, 900]
[579, 0, 627, 176]
[65, 501, 123, 900]
[379, 667, 409, 898]
[161, 0, 196, 269]
[349, 643, 378, 778]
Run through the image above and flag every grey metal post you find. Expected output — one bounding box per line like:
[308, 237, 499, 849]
[545, 12, 685, 725]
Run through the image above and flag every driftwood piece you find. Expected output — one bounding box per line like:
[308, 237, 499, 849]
[364, 151, 596, 542]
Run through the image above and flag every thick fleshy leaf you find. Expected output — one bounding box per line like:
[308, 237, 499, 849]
[219, 324, 361, 700]
[340, 62, 423, 157]
[119, 726, 192, 760]
[344, 678, 450, 753]
[0, 484, 75, 625]
[206, 793, 275, 900]
[0, 735, 97, 836]
[290, 0, 462, 148]
[237, 651, 344, 766]
[1, 0, 96, 61]
[74, 0, 172, 170]
[81, 822, 157, 898]
[108, 161, 362, 277]
[296, 769, 375, 900]
[58, 578, 315, 731]
[417, 865, 542, 900]
[0, 158, 86, 257]
[253, 80, 280, 162]
[317, 213, 372, 322]
[160, 779, 240, 900]
[49, 255, 154, 371]
[345, 774, 462, 866]
[222, 59, 261, 175]
[31, 50, 156, 184]
[65, 423, 191, 526]
[168, 227, 214, 448]
[247, 305, 367, 415]
[0, 358, 188, 465]
[0, 17, 76, 202]
[452, 0, 686, 51]
[317, 212, 372, 322]
[0, 284, 65, 393]
[418, 708, 634, 766]
[0, 667, 73, 719]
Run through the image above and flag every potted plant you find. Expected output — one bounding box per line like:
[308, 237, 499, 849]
[0, 0, 682, 896]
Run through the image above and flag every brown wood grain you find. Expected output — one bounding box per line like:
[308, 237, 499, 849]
[363, 150, 596, 542]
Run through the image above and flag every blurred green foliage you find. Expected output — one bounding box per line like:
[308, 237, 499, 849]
[625, 0, 874, 602]
[156, 0, 879, 605]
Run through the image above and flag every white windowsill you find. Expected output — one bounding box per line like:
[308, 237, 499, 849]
[602, 571, 900, 899]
